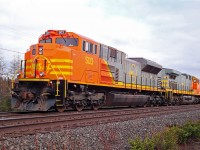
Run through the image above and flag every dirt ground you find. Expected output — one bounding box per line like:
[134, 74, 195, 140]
[179, 139, 200, 150]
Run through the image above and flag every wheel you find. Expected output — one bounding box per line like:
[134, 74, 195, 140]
[56, 106, 65, 112]
[75, 104, 84, 111]
[143, 104, 147, 107]
[92, 103, 100, 111]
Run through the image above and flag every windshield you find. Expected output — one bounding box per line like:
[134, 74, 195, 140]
[39, 38, 52, 43]
[56, 38, 78, 46]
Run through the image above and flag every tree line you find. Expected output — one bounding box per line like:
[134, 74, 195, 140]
[0, 50, 20, 103]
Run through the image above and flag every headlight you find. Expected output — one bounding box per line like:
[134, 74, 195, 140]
[39, 72, 45, 77]
[17, 73, 20, 78]
[39, 46, 43, 55]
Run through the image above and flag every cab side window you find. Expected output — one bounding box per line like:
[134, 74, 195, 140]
[89, 43, 93, 53]
[83, 40, 97, 54]
[94, 45, 97, 54]
[82, 41, 86, 51]
[82, 41, 88, 51]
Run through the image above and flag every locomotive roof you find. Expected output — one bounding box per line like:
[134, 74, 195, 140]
[182, 73, 191, 78]
[129, 57, 162, 74]
[163, 68, 181, 76]
[40, 30, 99, 43]
[126, 58, 141, 66]
[69, 32, 99, 43]
[72, 32, 125, 54]
[41, 30, 125, 54]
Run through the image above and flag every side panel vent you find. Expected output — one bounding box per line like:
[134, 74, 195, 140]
[115, 68, 119, 81]
[157, 77, 161, 89]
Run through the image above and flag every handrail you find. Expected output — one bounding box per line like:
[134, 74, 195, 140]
[56, 65, 67, 98]
[34, 55, 59, 79]
[31, 55, 60, 96]
[31, 56, 70, 98]
[43, 57, 59, 96]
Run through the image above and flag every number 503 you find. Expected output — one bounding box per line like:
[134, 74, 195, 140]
[85, 57, 93, 65]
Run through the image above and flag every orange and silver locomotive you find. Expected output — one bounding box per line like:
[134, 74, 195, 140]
[11, 30, 200, 112]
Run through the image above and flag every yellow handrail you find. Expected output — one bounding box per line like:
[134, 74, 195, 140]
[56, 66, 67, 98]
[32, 55, 60, 96]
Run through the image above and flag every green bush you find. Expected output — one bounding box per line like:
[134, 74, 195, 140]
[154, 128, 178, 150]
[129, 121, 200, 150]
[143, 136, 155, 150]
[130, 137, 145, 150]
[175, 122, 200, 144]
[129, 136, 155, 150]
[0, 96, 11, 111]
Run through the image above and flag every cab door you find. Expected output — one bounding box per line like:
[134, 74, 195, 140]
[71, 50, 85, 81]
[71, 42, 99, 83]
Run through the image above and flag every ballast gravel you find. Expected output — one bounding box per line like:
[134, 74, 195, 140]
[0, 109, 200, 150]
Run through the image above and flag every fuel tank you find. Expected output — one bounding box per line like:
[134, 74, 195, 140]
[105, 92, 149, 106]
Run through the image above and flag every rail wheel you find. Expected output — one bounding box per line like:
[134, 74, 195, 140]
[56, 106, 65, 112]
[75, 102, 84, 111]
[92, 103, 100, 111]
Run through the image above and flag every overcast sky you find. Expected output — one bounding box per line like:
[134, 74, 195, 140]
[0, 0, 200, 78]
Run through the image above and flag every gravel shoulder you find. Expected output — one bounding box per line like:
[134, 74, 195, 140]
[0, 109, 200, 150]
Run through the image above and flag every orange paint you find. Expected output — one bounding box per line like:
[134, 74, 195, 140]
[20, 30, 115, 86]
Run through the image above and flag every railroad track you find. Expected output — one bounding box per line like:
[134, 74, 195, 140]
[0, 104, 200, 138]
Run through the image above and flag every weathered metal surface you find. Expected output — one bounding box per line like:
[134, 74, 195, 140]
[11, 96, 56, 111]
[182, 96, 196, 104]
[106, 92, 149, 106]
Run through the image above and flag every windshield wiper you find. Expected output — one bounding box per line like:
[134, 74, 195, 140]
[71, 35, 78, 45]
[61, 35, 68, 46]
